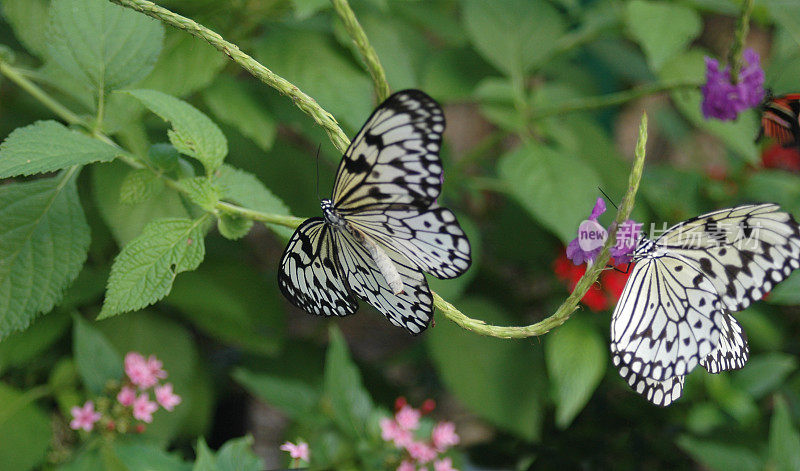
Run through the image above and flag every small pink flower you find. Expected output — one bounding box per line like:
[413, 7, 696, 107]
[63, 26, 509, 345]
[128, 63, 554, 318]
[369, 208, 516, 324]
[280, 441, 310, 461]
[69, 401, 101, 431]
[397, 460, 416, 471]
[117, 386, 136, 407]
[124, 352, 167, 389]
[380, 417, 413, 448]
[406, 441, 437, 464]
[431, 421, 460, 451]
[434, 457, 458, 471]
[132, 393, 158, 423]
[395, 405, 420, 431]
[154, 383, 181, 411]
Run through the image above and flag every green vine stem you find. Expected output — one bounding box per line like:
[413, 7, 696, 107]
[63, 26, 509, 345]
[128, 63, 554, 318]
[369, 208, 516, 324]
[108, 0, 351, 155]
[330, 0, 391, 101]
[437, 113, 647, 338]
[728, 0, 754, 83]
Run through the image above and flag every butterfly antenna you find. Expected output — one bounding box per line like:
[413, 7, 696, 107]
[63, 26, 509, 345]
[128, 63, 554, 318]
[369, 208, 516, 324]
[315, 144, 322, 201]
[598, 187, 619, 210]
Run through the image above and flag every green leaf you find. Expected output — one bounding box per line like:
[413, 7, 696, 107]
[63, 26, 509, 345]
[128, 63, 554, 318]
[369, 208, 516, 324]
[233, 369, 318, 420]
[112, 442, 191, 471]
[93, 161, 189, 246]
[676, 436, 763, 471]
[215, 164, 293, 239]
[138, 30, 227, 97]
[0, 121, 119, 178]
[217, 213, 253, 240]
[626, 0, 701, 71]
[323, 326, 374, 436]
[46, 0, 164, 93]
[99, 217, 207, 319]
[763, 0, 800, 49]
[119, 169, 165, 205]
[202, 77, 277, 152]
[0, 384, 50, 471]
[72, 315, 122, 394]
[545, 317, 606, 428]
[769, 396, 800, 471]
[193, 436, 264, 471]
[462, 0, 566, 77]
[659, 50, 758, 161]
[498, 142, 602, 242]
[254, 27, 372, 131]
[0, 171, 90, 337]
[0, 0, 50, 58]
[427, 297, 546, 441]
[165, 260, 285, 355]
[742, 170, 800, 221]
[125, 89, 227, 174]
[175, 177, 220, 211]
[733, 353, 798, 399]
[0, 310, 71, 373]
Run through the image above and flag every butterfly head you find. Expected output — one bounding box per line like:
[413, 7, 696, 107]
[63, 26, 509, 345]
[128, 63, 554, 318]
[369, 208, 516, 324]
[632, 237, 656, 260]
[321, 199, 347, 228]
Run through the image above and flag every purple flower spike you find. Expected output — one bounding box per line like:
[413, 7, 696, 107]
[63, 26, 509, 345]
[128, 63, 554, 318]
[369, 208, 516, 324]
[589, 197, 606, 220]
[701, 48, 765, 121]
[566, 198, 609, 266]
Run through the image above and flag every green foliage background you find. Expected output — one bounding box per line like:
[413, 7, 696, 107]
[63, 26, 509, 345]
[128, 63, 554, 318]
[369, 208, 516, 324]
[0, 0, 800, 469]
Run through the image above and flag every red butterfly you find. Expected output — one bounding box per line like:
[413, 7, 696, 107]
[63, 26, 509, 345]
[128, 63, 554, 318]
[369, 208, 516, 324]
[758, 92, 800, 147]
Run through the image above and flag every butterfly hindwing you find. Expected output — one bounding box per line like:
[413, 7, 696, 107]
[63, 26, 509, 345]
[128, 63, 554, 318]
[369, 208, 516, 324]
[701, 312, 749, 374]
[332, 89, 446, 212]
[760, 93, 800, 147]
[333, 228, 433, 334]
[611, 255, 725, 382]
[347, 205, 471, 279]
[278, 218, 358, 317]
[612, 344, 685, 407]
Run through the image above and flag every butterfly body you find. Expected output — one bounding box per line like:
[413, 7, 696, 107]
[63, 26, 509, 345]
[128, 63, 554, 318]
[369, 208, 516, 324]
[279, 90, 471, 334]
[611, 204, 800, 406]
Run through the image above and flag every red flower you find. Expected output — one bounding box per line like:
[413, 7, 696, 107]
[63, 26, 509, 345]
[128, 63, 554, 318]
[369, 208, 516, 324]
[553, 251, 631, 312]
[761, 143, 800, 172]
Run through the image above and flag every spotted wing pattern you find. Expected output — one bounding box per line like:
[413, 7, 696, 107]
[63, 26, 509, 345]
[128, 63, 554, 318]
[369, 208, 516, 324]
[612, 343, 684, 407]
[611, 204, 800, 406]
[278, 218, 358, 317]
[654, 204, 800, 311]
[333, 229, 433, 334]
[332, 89, 446, 211]
[347, 205, 471, 279]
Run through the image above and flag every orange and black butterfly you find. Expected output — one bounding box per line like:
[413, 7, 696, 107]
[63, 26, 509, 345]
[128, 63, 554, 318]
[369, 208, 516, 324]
[758, 92, 800, 147]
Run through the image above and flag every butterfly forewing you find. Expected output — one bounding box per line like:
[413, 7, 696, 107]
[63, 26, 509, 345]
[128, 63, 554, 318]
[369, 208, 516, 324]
[654, 204, 800, 310]
[760, 93, 800, 147]
[279, 218, 359, 317]
[333, 229, 433, 334]
[332, 90, 446, 212]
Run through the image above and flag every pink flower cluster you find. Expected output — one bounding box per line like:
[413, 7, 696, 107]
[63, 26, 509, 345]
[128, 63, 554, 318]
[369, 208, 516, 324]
[118, 352, 181, 423]
[380, 398, 460, 471]
[280, 441, 310, 463]
[69, 351, 181, 433]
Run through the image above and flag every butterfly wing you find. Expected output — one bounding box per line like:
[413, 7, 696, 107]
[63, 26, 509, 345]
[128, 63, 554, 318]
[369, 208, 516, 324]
[346, 205, 471, 279]
[612, 343, 685, 407]
[760, 93, 800, 147]
[654, 204, 800, 311]
[611, 255, 726, 382]
[700, 312, 749, 374]
[332, 228, 433, 334]
[278, 218, 358, 317]
[332, 89, 445, 211]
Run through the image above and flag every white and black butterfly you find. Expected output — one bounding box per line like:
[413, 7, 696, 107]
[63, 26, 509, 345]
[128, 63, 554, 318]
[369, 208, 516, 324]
[611, 204, 800, 406]
[278, 90, 471, 334]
